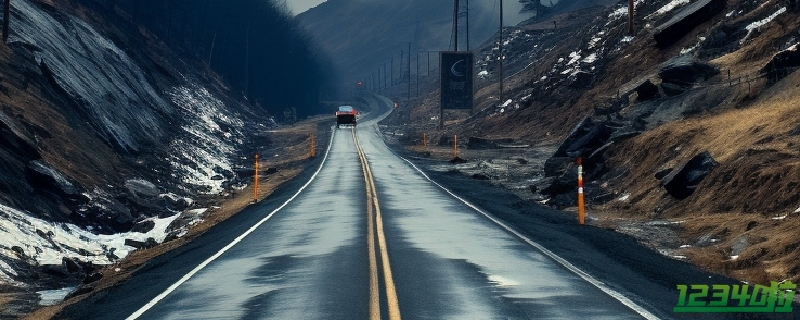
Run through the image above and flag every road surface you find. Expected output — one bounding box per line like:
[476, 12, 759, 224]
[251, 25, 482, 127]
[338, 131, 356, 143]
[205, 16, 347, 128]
[59, 96, 656, 319]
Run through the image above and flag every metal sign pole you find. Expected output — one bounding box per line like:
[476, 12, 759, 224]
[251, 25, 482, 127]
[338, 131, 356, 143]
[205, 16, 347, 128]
[499, 0, 504, 105]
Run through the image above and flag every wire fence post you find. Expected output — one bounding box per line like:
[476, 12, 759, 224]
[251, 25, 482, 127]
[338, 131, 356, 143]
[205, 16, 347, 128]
[747, 75, 751, 96]
[728, 69, 731, 87]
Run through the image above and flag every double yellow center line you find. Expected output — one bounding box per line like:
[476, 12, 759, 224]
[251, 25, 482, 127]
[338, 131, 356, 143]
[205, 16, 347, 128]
[353, 129, 401, 320]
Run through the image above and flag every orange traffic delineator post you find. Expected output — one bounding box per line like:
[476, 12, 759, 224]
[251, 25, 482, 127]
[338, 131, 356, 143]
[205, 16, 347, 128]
[254, 154, 260, 202]
[310, 133, 316, 158]
[423, 133, 427, 148]
[453, 135, 458, 158]
[577, 157, 585, 225]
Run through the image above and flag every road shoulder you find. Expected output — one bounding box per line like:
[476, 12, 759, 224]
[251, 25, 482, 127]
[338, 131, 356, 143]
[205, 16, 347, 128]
[393, 149, 741, 319]
[22, 117, 334, 320]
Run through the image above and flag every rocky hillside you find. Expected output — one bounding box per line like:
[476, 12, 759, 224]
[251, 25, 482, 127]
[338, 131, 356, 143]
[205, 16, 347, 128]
[0, 0, 335, 315]
[405, 0, 800, 284]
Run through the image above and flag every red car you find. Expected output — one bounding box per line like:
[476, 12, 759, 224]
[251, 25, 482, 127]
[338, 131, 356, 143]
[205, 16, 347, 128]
[336, 106, 357, 128]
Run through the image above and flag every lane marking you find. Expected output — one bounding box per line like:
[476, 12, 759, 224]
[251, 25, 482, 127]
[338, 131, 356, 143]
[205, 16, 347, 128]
[127, 128, 338, 320]
[354, 129, 402, 320]
[398, 155, 660, 320]
[355, 130, 381, 320]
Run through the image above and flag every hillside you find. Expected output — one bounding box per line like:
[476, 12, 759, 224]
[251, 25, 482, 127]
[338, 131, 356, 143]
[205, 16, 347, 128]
[0, 0, 336, 316]
[399, 0, 800, 285]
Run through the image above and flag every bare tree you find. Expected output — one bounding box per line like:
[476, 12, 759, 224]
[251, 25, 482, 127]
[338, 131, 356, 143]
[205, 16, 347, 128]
[3, 0, 9, 43]
[628, 0, 634, 34]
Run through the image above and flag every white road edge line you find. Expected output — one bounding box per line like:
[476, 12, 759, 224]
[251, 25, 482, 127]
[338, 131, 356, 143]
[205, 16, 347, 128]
[127, 128, 337, 320]
[399, 156, 660, 320]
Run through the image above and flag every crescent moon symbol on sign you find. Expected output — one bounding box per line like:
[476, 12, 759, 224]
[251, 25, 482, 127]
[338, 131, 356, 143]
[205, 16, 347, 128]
[450, 59, 466, 77]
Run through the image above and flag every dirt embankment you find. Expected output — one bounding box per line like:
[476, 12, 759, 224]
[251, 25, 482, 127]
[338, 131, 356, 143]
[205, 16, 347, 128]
[603, 66, 800, 285]
[16, 117, 333, 320]
[593, 2, 800, 285]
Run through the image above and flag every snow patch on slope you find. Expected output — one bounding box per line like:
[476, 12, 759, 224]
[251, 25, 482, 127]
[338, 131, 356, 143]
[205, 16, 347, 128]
[168, 84, 245, 195]
[654, 0, 691, 16]
[608, 0, 644, 20]
[745, 7, 786, 31]
[0, 203, 178, 276]
[741, 7, 787, 44]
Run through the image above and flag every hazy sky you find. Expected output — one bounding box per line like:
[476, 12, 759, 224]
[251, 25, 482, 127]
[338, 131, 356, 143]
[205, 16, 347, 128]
[284, 0, 559, 23]
[285, 0, 326, 15]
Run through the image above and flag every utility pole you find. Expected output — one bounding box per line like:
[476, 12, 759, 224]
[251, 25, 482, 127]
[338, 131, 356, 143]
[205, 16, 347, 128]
[208, 32, 217, 66]
[499, 0, 504, 104]
[3, 0, 10, 44]
[407, 42, 412, 103]
[416, 51, 420, 98]
[628, 0, 634, 34]
[427, 51, 431, 77]
[391, 57, 394, 86]
[383, 62, 387, 91]
[466, 0, 470, 50]
[453, 0, 459, 51]
[400, 50, 404, 84]
[244, 22, 250, 99]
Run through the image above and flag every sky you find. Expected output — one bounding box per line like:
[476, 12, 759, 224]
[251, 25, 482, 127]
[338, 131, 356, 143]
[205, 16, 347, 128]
[284, 0, 560, 18]
[284, 0, 326, 15]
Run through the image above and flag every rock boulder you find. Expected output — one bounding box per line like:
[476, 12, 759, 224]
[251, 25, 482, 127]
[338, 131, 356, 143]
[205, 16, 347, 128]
[634, 79, 660, 101]
[663, 151, 718, 199]
[653, 0, 727, 49]
[659, 56, 719, 86]
[761, 44, 800, 83]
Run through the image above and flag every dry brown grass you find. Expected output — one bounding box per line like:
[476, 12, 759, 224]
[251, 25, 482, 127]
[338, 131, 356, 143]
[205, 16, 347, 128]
[674, 214, 800, 284]
[0, 294, 12, 309]
[599, 35, 800, 283]
[605, 68, 800, 216]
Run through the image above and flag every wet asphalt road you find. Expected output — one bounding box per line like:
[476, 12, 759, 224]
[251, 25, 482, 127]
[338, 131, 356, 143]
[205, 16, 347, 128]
[59, 96, 659, 319]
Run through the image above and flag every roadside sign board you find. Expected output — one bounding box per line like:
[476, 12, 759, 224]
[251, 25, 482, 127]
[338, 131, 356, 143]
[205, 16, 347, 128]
[440, 51, 474, 110]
